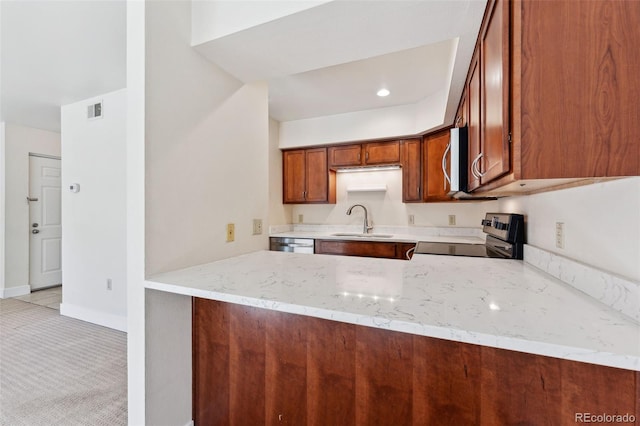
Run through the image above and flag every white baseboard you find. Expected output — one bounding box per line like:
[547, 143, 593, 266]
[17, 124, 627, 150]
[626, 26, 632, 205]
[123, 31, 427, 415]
[60, 303, 127, 332]
[184, 421, 194, 426]
[0, 284, 31, 299]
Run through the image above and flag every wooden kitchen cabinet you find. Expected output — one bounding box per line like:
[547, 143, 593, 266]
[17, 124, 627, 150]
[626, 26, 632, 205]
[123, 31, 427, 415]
[314, 239, 416, 260]
[400, 138, 422, 202]
[467, 52, 482, 192]
[506, 0, 640, 184]
[423, 129, 454, 202]
[327, 144, 362, 168]
[464, 0, 640, 195]
[283, 148, 336, 204]
[463, 0, 510, 193]
[193, 299, 639, 426]
[478, 0, 510, 185]
[363, 141, 400, 166]
[328, 140, 400, 169]
[455, 90, 467, 128]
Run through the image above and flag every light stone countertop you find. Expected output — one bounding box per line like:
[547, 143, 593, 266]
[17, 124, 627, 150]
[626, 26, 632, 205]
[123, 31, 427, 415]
[268, 224, 486, 244]
[146, 250, 640, 372]
[269, 231, 485, 244]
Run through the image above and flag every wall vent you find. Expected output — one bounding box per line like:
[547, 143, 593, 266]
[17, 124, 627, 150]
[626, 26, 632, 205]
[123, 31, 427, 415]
[87, 101, 103, 120]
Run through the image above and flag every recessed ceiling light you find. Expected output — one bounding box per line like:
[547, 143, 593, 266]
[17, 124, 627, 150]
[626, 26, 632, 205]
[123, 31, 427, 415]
[377, 88, 390, 97]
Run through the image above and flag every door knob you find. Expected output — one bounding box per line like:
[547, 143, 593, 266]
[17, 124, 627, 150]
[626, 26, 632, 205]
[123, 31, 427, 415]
[32, 223, 39, 228]
[32, 229, 40, 234]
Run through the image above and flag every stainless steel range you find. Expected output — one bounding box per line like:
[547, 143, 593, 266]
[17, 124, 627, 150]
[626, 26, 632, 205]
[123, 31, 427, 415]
[414, 213, 525, 259]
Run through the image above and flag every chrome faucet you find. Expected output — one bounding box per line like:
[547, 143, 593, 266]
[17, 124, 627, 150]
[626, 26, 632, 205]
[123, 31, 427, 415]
[346, 204, 374, 234]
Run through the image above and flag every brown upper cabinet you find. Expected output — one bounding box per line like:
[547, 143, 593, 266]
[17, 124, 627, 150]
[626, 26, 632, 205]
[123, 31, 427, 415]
[283, 148, 336, 204]
[328, 140, 400, 169]
[463, 0, 640, 194]
[400, 139, 422, 202]
[464, 0, 510, 192]
[466, 52, 482, 192]
[423, 130, 454, 202]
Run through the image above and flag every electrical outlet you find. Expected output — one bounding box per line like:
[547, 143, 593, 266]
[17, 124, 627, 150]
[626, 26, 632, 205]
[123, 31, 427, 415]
[408, 214, 415, 225]
[298, 214, 304, 223]
[106, 278, 112, 291]
[555, 222, 564, 249]
[226, 223, 235, 242]
[448, 215, 456, 226]
[252, 219, 263, 235]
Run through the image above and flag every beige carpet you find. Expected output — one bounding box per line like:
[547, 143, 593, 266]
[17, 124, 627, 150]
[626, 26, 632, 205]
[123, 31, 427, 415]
[0, 298, 127, 425]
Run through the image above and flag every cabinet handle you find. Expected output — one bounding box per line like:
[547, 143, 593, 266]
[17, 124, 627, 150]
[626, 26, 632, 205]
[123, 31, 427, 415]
[472, 153, 486, 178]
[405, 246, 415, 260]
[442, 142, 452, 190]
[358, 152, 361, 161]
[365, 152, 369, 161]
[303, 191, 307, 199]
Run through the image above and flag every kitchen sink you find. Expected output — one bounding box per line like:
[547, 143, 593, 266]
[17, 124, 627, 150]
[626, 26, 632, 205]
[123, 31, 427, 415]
[331, 233, 394, 238]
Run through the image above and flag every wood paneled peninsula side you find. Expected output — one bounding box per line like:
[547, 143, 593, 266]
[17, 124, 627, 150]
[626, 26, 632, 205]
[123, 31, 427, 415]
[147, 251, 640, 425]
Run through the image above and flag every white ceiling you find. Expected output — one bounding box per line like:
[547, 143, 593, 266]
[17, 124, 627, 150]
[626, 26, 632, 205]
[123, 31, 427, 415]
[1, 0, 487, 133]
[268, 39, 457, 122]
[0, 0, 126, 133]
[195, 0, 488, 125]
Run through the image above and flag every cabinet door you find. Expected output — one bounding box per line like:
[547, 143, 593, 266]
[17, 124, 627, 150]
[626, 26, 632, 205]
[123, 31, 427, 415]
[283, 150, 306, 203]
[456, 90, 467, 128]
[328, 144, 362, 168]
[315, 240, 415, 260]
[363, 141, 400, 166]
[467, 53, 482, 192]
[400, 139, 422, 202]
[423, 130, 453, 202]
[480, 0, 510, 184]
[305, 148, 330, 203]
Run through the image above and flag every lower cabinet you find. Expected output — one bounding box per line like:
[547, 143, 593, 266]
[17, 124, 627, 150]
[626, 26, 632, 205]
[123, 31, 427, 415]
[193, 299, 639, 426]
[314, 239, 416, 260]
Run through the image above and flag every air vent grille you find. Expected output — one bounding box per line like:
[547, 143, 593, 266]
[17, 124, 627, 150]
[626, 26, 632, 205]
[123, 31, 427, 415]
[87, 102, 103, 119]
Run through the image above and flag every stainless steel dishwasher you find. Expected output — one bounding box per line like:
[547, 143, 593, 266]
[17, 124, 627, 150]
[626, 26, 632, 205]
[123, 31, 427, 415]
[269, 237, 315, 254]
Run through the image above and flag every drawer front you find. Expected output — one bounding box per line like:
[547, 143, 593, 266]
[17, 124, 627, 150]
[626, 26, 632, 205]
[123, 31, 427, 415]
[315, 240, 398, 259]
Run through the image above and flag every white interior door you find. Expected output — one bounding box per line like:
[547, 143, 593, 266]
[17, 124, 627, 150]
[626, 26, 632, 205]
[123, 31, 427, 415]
[29, 155, 62, 290]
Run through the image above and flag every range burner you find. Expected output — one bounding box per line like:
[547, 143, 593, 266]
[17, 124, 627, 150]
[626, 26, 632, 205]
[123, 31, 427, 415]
[414, 213, 525, 260]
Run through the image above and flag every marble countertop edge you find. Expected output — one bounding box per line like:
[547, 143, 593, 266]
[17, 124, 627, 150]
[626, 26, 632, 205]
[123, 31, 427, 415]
[144, 279, 639, 372]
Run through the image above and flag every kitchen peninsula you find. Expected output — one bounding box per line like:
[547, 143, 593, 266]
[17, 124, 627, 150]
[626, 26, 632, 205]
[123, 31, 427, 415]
[147, 250, 639, 424]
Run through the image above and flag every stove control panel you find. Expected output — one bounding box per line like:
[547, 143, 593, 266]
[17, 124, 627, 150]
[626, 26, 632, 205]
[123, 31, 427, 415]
[481, 213, 525, 244]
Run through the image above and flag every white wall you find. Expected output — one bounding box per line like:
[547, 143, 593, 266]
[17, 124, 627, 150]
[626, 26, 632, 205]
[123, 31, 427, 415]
[191, 0, 331, 45]
[59, 89, 127, 331]
[143, 0, 270, 423]
[498, 178, 640, 282]
[126, 0, 146, 423]
[269, 117, 292, 225]
[292, 169, 498, 228]
[145, 0, 269, 276]
[0, 123, 5, 294]
[278, 89, 449, 149]
[2, 123, 60, 298]
[145, 289, 191, 426]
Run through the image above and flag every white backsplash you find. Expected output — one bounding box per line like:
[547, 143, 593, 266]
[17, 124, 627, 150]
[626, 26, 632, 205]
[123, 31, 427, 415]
[524, 245, 640, 324]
